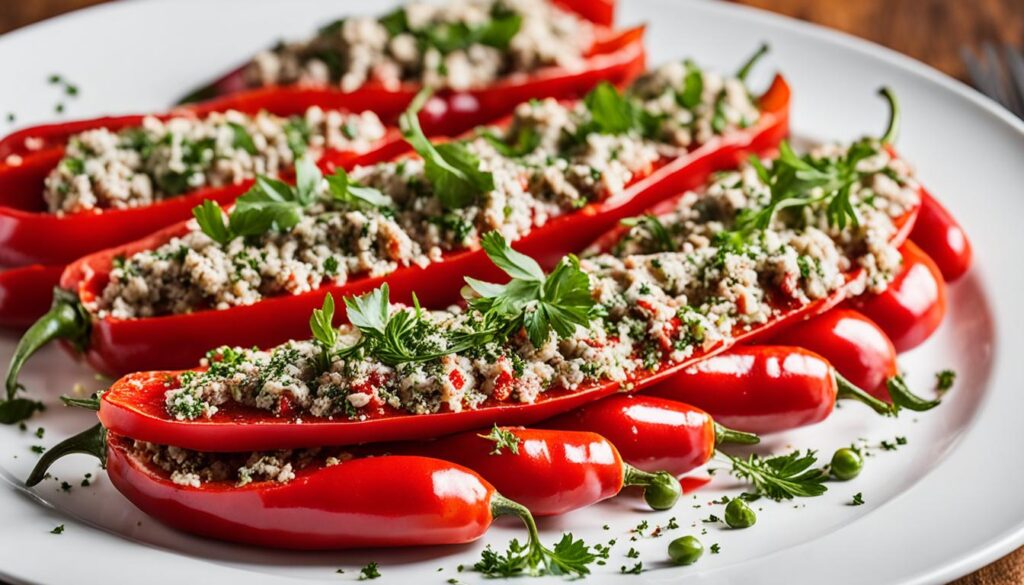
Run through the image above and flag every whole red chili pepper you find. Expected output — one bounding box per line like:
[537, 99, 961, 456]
[393, 427, 680, 516]
[851, 241, 947, 353]
[542, 394, 757, 477]
[909, 189, 972, 282]
[3, 75, 792, 391]
[646, 346, 937, 434]
[171, 4, 641, 138]
[24, 426, 556, 553]
[770, 308, 897, 401]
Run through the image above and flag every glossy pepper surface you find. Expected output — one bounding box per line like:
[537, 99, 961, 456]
[395, 427, 680, 516]
[852, 241, 947, 353]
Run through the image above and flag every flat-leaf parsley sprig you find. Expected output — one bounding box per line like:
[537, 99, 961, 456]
[463, 232, 597, 348]
[720, 449, 828, 501]
[192, 154, 390, 245]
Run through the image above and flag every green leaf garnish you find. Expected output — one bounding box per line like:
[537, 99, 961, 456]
[478, 424, 521, 455]
[310, 293, 338, 369]
[326, 167, 393, 209]
[464, 232, 595, 348]
[228, 122, 257, 155]
[679, 59, 703, 109]
[192, 199, 233, 245]
[620, 214, 676, 253]
[736, 42, 770, 82]
[475, 532, 597, 578]
[723, 449, 828, 501]
[399, 89, 494, 209]
[480, 126, 541, 158]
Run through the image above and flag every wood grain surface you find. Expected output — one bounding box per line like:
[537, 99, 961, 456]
[0, 1, 1021, 583]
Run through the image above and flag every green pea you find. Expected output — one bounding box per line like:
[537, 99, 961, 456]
[668, 536, 703, 566]
[724, 498, 757, 529]
[830, 447, 863, 481]
[643, 471, 682, 511]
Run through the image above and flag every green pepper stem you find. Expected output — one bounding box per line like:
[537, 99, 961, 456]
[60, 395, 101, 411]
[26, 423, 107, 487]
[878, 87, 900, 145]
[736, 43, 770, 82]
[5, 289, 89, 406]
[714, 422, 760, 446]
[886, 375, 941, 412]
[622, 464, 681, 510]
[489, 493, 546, 575]
[834, 371, 896, 416]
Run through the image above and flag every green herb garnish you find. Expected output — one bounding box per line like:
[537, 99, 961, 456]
[479, 424, 521, 455]
[723, 449, 828, 501]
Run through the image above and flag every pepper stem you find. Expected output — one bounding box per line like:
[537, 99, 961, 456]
[489, 493, 548, 576]
[887, 375, 941, 412]
[714, 422, 760, 446]
[736, 43, 771, 82]
[834, 371, 896, 416]
[622, 464, 681, 510]
[26, 423, 107, 487]
[4, 289, 90, 412]
[878, 87, 900, 145]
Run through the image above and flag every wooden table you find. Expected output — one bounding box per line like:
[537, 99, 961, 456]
[1, 1, 1021, 583]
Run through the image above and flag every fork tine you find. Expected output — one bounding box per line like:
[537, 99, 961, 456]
[962, 46, 1003, 107]
[982, 42, 1016, 112]
[1003, 44, 1024, 118]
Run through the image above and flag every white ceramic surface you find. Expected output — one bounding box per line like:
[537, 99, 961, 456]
[0, 0, 1021, 583]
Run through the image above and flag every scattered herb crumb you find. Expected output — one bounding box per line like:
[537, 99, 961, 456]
[935, 369, 956, 392]
[666, 517, 679, 530]
[702, 514, 721, 524]
[359, 562, 380, 580]
[31, 445, 45, 454]
[620, 562, 643, 575]
[55, 103, 65, 114]
[335, 569, 344, 574]
[5, 113, 14, 123]
[447, 579, 459, 585]
[602, 524, 610, 530]
[35, 427, 45, 439]
[50, 524, 64, 534]
[710, 543, 721, 554]
[626, 547, 639, 559]
[60, 481, 72, 492]
[18, 422, 27, 431]
[850, 493, 865, 506]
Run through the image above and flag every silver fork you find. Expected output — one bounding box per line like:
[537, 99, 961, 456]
[961, 42, 1024, 119]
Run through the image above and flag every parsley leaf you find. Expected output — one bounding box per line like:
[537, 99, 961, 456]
[935, 369, 956, 392]
[326, 167, 392, 209]
[192, 199, 233, 245]
[724, 449, 828, 501]
[399, 89, 494, 209]
[228, 122, 257, 155]
[478, 425, 521, 455]
[475, 533, 596, 578]
[358, 562, 381, 580]
[480, 126, 541, 158]
[463, 232, 595, 348]
[620, 214, 676, 252]
[679, 59, 703, 109]
[309, 294, 338, 369]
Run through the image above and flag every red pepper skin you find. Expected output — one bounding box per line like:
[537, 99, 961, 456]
[543, 395, 715, 477]
[770, 308, 897, 401]
[59, 76, 792, 377]
[106, 434, 498, 550]
[0, 264, 63, 329]
[396, 428, 626, 517]
[646, 346, 838, 434]
[851, 241, 947, 353]
[909, 190, 972, 282]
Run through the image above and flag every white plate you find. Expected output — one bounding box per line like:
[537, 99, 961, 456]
[0, 0, 1021, 583]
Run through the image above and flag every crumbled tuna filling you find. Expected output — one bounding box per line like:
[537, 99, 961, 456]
[44, 107, 386, 214]
[245, 0, 593, 92]
[161, 141, 915, 421]
[131, 441, 354, 487]
[93, 66, 760, 320]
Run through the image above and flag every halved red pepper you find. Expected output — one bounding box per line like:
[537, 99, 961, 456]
[171, 1, 639, 138]
[390, 427, 681, 516]
[543, 394, 757, 476]
[0, 111, 407, 329]
[25, 427, 560, 553]
[850, 241, 947, 353]
[88, 182, 919, 452]
[6, 75, 791, 388]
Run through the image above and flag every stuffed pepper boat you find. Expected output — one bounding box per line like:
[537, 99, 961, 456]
[174, 0, 643, 137]
[5, 51, 790, 420]
[88, 89, 922, 450]
[0, 102, 407, 328]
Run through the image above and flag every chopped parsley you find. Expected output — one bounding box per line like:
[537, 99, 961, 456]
[850, 493, 865, 506]
[50, 524, 65, 535]
[935, 369, 956, 392]
[723, 449, 828, 500]
[358, 562, 381, 580]
[478, 425, 521, 455]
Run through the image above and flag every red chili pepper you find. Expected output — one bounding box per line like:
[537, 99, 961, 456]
[5, 75, 791, 388]
[391, 427, 680, 516]
[770, 308, 896, 401]
[0, 265, 64, 329]
[851, 241, 947, 353]
[542, 394, 757, 476]
[171, 5, 641, 138]
[909, 188, 972, 283]
[647, 345, 938, 434]
[25, 428, 544, 551]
